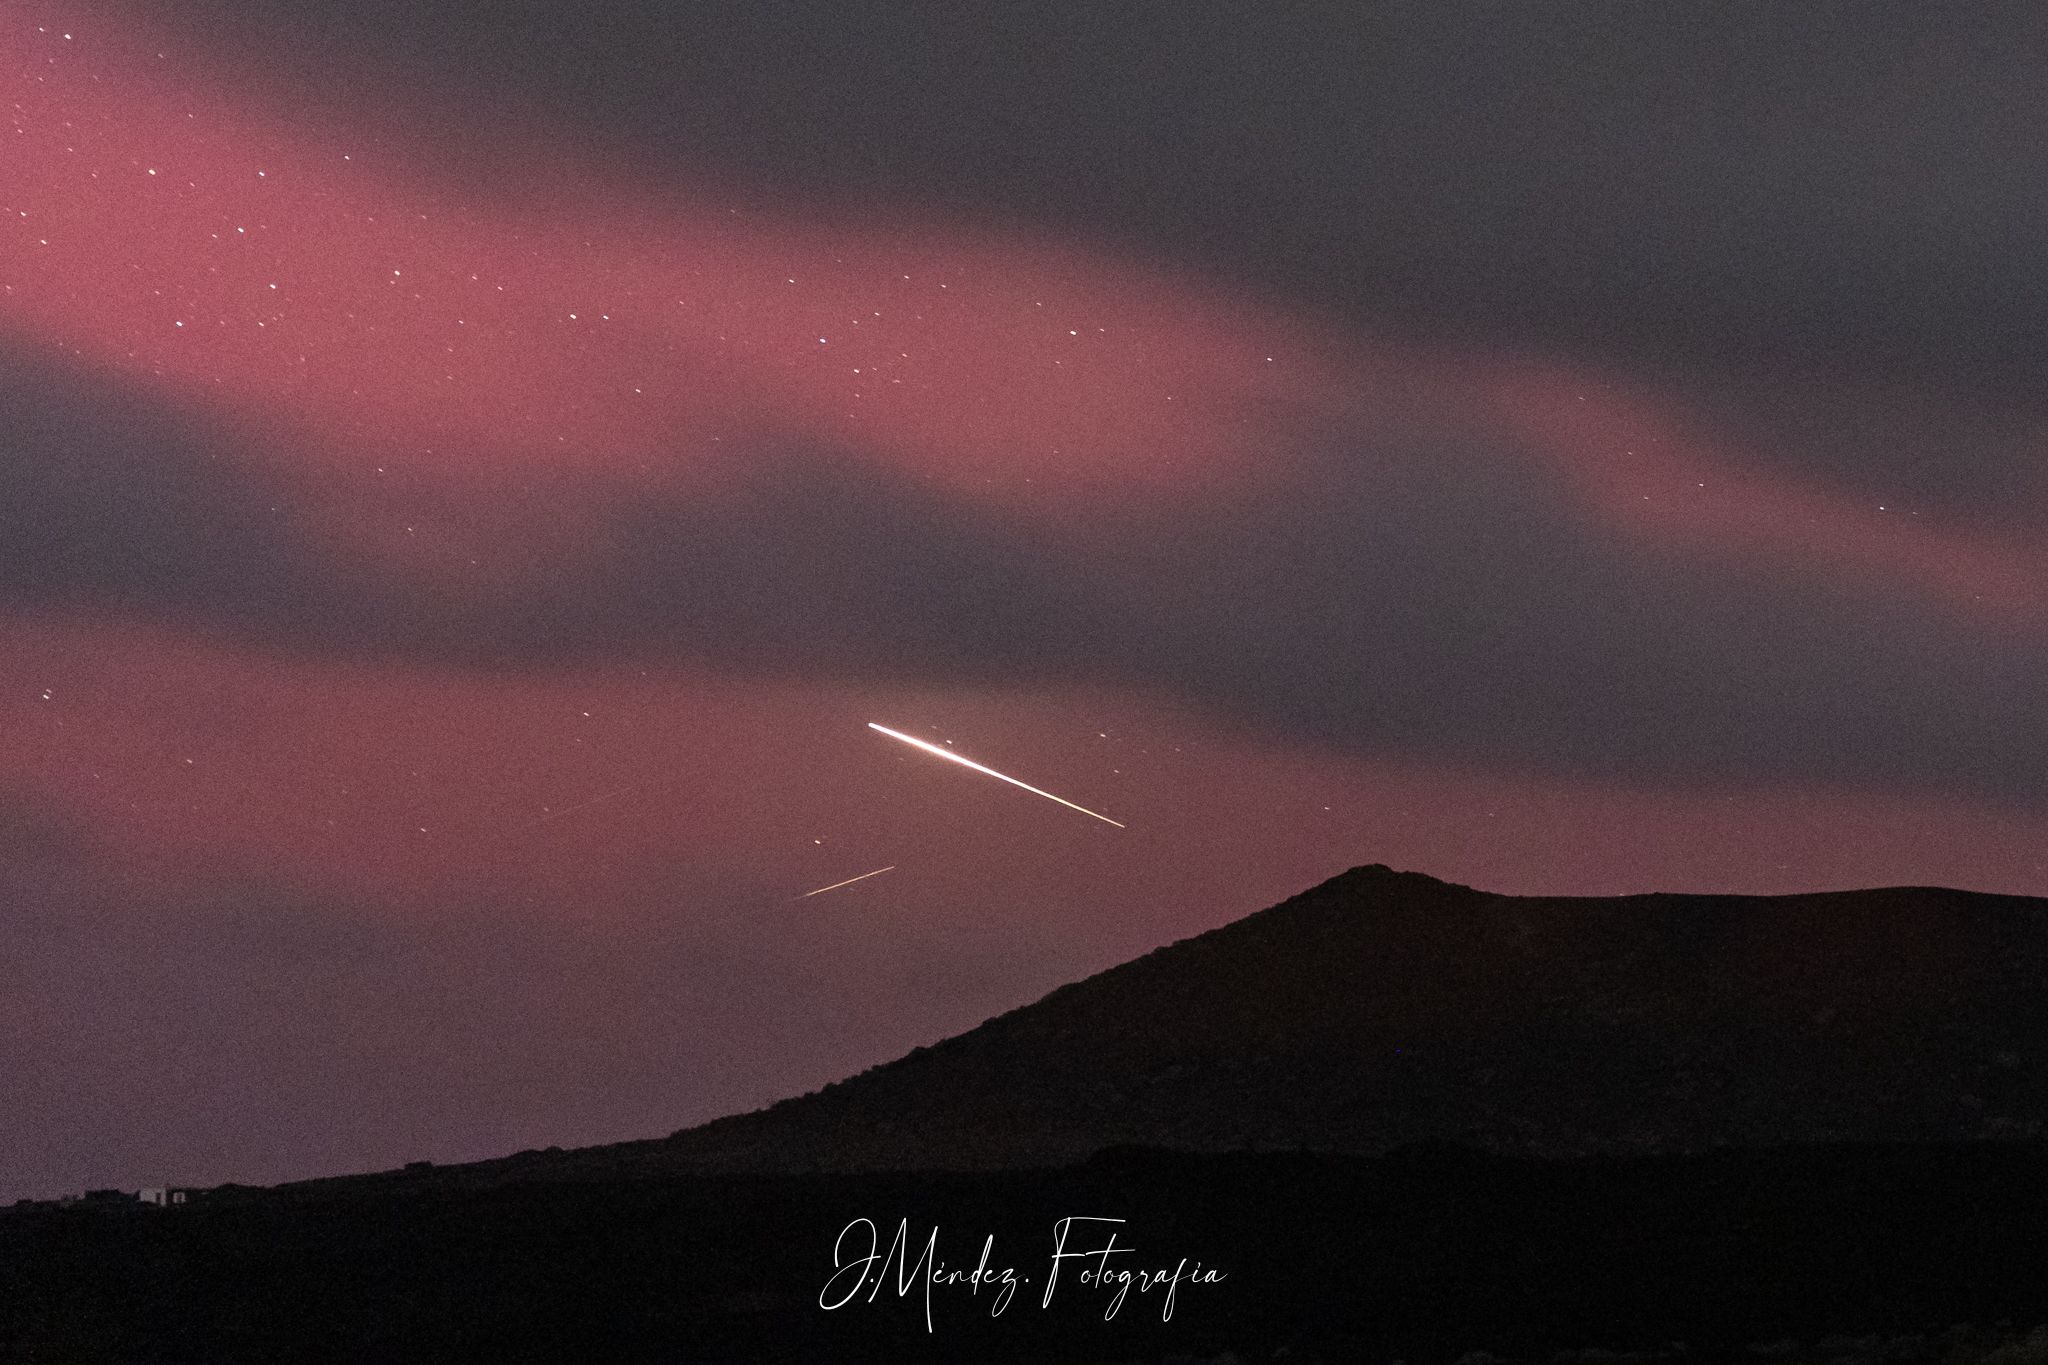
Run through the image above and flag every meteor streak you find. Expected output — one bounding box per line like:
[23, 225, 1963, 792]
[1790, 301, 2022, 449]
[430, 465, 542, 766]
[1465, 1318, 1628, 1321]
[514, 782, 640, 830]
[798, 865, 897, 899]
[867, 723, 1127, 827]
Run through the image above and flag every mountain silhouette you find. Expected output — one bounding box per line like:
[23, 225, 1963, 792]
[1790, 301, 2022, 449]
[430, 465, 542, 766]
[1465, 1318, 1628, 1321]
[24, 864, 2048, 1361]
[454, 864, 2048, 1181]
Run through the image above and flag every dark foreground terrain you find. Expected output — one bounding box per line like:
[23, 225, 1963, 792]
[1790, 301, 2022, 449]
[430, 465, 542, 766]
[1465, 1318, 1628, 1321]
[12, 868, 2047, 1360]
[461, 865, 2048, 1180]
[5, 1142, 2046, 1364]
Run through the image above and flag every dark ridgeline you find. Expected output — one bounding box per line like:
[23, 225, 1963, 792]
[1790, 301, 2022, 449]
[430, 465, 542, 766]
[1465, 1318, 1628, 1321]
[11, 865, 2048, 1363]
[452, 863, 2048, 1183]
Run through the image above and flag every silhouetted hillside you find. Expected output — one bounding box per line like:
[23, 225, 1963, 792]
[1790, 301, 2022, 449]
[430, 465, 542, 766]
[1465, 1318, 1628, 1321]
[15, 865, 2048, 1362]
[467, 863, 2048, 1179]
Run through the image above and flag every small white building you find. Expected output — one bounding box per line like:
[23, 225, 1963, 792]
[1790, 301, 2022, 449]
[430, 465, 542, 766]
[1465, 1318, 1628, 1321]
[136, 1188, 191, 1207]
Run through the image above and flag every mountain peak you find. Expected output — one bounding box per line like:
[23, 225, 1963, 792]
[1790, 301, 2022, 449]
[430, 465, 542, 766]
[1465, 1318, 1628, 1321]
[467, 866, 2048, 1182]
[1326, 861, 1461, 892]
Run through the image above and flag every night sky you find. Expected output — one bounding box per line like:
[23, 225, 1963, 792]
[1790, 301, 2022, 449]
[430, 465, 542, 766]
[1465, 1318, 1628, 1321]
[8, 1, 2048, 1200]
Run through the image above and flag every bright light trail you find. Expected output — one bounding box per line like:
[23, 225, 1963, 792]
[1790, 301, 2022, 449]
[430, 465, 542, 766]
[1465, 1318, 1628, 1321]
[797, 865, 897, 899]
[867, 723, 1127, 828]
